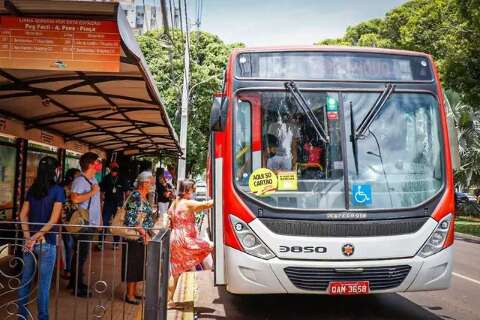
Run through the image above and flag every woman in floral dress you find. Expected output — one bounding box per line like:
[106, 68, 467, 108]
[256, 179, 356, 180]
[168, 179, 213, 308]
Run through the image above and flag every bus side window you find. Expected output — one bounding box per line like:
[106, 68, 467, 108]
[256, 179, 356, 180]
[235, 100, 252, 186]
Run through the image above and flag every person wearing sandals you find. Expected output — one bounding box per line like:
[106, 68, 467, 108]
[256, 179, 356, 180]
[167, 179, 213, 309]
[121, 171, 154, 305]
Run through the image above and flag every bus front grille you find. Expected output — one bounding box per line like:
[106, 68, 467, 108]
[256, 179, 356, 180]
[260, 218, 429, 237]
[284, 265, 412, 291]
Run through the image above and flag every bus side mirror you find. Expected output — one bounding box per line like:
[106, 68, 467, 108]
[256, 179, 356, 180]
[210, 95, 228, 132]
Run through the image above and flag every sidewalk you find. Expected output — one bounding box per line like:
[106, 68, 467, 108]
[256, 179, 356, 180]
[166, 271, 197, 320]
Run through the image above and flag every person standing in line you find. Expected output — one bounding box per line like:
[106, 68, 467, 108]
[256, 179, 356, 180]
[156, 167, 174, 226]
[167, 164, 177, 187]
[61, 168, 81, 280]
[68, 152, 102, 298]
[167, 179, 213, 309]
[98, 161, 125, 250]
[121, 171, 155, 305]
[18, 156, 65, 320]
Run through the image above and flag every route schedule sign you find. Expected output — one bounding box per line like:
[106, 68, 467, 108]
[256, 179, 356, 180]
[0, 16, 120, 72]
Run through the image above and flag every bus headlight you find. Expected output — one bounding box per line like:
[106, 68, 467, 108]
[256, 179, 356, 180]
[417, 214, 452, 258]
[230, 215, 275, 260]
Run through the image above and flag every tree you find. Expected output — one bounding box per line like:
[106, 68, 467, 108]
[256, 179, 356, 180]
[315, 0, 480, 190]
[444, 0, 480, 108]
[448, 90, 480, 189]
[315, 0, 479, 103]
[137, 29, 243, 176]
[344, 19, 384, 45]
[317, 38, 351, 46]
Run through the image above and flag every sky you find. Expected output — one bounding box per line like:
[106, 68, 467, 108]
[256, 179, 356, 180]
[197, 0, 408, 46]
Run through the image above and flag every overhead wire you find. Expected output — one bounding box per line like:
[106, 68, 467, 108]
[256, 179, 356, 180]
[183, 0, 193, 107]
[183, 0, 190, 71]
[184, 0, 190, 53]
[168, 0, 175, 43]
[167, 0, 177, 60]
[198, 0, 203, 29]
[194, 0, 203, 63]
[142, 0, 147, 33]
[178, 0, 185, 51]
[160, 0, 175, 84]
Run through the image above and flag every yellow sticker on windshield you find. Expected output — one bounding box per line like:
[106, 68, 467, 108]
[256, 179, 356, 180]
[249, 168, 277, 196]
[277, 171, 298, 191]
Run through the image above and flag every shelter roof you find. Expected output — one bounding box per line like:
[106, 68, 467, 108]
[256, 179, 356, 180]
[0, 0, 180, 156]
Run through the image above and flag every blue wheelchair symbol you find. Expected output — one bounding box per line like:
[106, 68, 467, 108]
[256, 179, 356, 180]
[352, 184, 372, 206]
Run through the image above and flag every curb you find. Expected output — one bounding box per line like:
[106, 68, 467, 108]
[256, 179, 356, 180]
[136, 272, 197, 320]
[455, 232, 480, 242]
[181, 271, 196, 320]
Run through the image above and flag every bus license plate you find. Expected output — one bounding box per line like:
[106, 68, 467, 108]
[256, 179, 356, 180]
[328, 281, 369, 295]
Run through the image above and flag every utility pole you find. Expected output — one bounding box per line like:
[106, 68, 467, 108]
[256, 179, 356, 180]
[177, 22, 190, 182]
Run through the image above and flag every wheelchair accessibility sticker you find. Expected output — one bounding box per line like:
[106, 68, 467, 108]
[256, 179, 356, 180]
[352, 184, 372, 206]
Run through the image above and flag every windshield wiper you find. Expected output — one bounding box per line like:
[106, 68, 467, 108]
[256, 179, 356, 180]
[349, 83, 395, 176]
[284, 81, 330, 144]
[349, 101, 359, 175]
[355, 83, 395, 138]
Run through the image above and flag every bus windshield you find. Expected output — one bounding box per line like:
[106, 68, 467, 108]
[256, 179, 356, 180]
[233, 90, 443, 211]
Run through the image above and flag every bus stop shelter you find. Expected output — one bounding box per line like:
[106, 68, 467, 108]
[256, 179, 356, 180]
[0, 1, 178, 319]
[0, 0, 180, 218]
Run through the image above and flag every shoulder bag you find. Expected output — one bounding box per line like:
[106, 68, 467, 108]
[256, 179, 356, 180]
[110, 193, 145, 241]
[65, 176, 92, 233]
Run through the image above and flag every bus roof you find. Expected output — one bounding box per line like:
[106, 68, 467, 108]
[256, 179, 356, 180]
[231, 46, 431, 59]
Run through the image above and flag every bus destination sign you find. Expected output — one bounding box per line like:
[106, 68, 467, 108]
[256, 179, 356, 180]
[237, 51, 433, 81]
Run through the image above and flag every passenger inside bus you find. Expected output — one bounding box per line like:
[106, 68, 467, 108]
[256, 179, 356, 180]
[262, 94, 327, 181]
[265, 134, 292, 172]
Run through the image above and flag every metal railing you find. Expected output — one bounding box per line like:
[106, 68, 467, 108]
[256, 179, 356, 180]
[0, 222, 170, 320]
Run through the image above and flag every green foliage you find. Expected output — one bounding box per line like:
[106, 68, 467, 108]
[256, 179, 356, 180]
[444, 0, 480, 108]
[137, 29, 243, 176]
[317, 38, 351, 46]
[344, 19, 384, 45]
[455, 220, 480, 236]
[315, 0, 477, 103]
[448, 90, 480, 189]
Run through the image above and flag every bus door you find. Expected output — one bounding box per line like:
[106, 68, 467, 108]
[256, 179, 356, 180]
[210, 94, 227, 285]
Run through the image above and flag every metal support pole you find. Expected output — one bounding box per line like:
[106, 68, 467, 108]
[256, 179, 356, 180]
[57, 148, 66, 182]
[177, 32, 190, 183]
[145, 229, 171, 320]
[12, 138, 27, 221]
[11, 138, 27, 256]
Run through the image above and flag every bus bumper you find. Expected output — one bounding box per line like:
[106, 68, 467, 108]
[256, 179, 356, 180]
[224, 245, 453, 294]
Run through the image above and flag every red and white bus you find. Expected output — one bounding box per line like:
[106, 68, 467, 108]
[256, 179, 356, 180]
[207, 47, 457, 295]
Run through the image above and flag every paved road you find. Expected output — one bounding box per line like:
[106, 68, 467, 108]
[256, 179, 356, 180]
[195, 237, 480, 320]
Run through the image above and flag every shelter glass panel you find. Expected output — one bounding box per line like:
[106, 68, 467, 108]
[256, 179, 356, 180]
[0, 137, 16, 221]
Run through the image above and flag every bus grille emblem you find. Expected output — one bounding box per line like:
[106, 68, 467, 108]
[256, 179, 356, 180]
[342, 244, 355, 257]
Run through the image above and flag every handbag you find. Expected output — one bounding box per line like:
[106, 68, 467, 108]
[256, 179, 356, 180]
[65, 176, 92, 233]
[110, 193, 145, 241]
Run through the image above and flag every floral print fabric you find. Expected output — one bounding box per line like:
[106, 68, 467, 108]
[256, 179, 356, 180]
[123, 191, 154, 229]
[169, 200, 212, 276]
